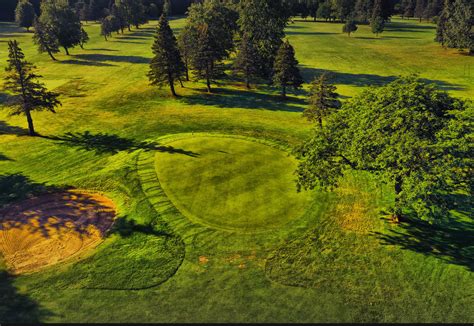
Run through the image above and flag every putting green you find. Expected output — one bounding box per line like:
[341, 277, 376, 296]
[154, 135, 312, 232]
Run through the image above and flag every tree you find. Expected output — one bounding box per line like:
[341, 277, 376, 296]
[32, 18, 60, 61]
[317, 1, 333, 21]
[3, 40, 61, 136]
[234, 33, 260, 89]
[79, 27, 89, 49]
[147, 14, 186, 97]
[185, 0, 239, 92]
[303, 73, 341, 128]
[39, 0, 82, 55]
[295, 75, 472, 221]
[164, 0, 171, 16]
[435, 0, 450, 45]
[15, 0, 36, 31]
[414, 0, 426, 21]
[177, 24, 197, 82]
[238, 0, 289, 80]
[443, 0, 473, 52]
[371, 16, 385, 36]
[273, 40, 304, 98]
[101, 15, 114, 40]
[342, 18, 358, 36]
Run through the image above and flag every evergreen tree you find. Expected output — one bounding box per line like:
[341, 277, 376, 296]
[234, 32, 260, 89]
[354, 0, 373, 23]
[100, 15, 114, 40]
[304, 73, 341, 128]
[33, 18, 60, 61]
[443, 0, 473, 52]
[147, 14, 186, 97]
[295, 76, 472, 221]
[88, 0, 100, 21]
[273, 40, 304, 98]
[3, 40, 61, 136]
[15, 0, 36, 31]
[414, 0, 426, 21]
[317, 1, 333, 21]
[435, 0, 450, 45]
[164, 0, 171, 16]
[402, 0, 416, 18]
[342, 18, 358, 36]
[177, 24, 197, 82]
[238, 0, 289, 80]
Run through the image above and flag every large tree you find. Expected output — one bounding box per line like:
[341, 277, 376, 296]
[295, 75, 472, 221]
[177, 24, 197, 82]
[39, 0, 83, 55]
[32, 18, 60, 61]
[303, 73, 341, 128]
[3, 40, 61, 136]
[185, 0, 238, 92]
[234, 32, 261, 89]
[148, 14, 186, 97]
[238, 0, 289, 80]
[15, 0, 36, 31]
[273, 40, 304, 98]
[442, 0, 473, 53]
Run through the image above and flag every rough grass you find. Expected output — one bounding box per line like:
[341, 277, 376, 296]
[0, 17, 472, 323]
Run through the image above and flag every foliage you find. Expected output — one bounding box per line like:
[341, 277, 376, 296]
[371, 15, 385, 36]
[3, 40, 61, 136]
[342, 18, 358, 36]
[273, 40, 304, 97]
[15, 0, 35, 31]
[32, 18, 60, 61]
[295, 76, 472, 220]
[303, 73, 341, 128]
[233, 32, 261, 88]
[147, 14, 186, 96]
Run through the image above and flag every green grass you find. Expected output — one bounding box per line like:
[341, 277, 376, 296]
[0, 17, 473, 323]
[154, 134, 312, 231]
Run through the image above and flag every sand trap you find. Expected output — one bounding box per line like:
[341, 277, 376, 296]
[0, 190, 116, 275]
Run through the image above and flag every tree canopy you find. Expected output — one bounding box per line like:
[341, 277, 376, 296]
[295, 75, 472, 221]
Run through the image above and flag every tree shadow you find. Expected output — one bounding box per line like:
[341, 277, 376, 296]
[73, 53, 150, 64]
[111, 217, 171, 238]
[0, 121, 29, 136]
[40, 131, 199, 157]
[300, 67, 466, 91]
[0, 271, 52, 323]
[180, 87, 307, 112]
[0, 153, 13, 161]
[111, 40, 147, 44]
[88, 48, 119, 52]
[286, 31, 338, 36]
[60, 59, 116, 67]
[374, 194, 474, 271]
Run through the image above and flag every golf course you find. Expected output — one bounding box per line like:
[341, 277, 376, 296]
[0, 12, 473, 323]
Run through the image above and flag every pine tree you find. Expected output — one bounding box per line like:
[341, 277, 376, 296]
[435, 0, 450, 45]
[3, 40, 61, 136]
[234, 33, 260, 89]
[15, 0, 36, 31]
[177, 24, 197, 82]
[443, 0, 473, 52]
[273, 40, 304, 98]
[101, 16, 114, 40]
[148, 14, 186, 97]
[342, 18, 358, 37]
[303, 73, 341, 128]
[414, 0, 426, 21]
[164, 0, 171, 16]
[33, 18, 60, 61]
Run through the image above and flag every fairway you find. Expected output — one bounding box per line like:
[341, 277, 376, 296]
[154, 135, 312, 231]
[0, 11, 473, 324]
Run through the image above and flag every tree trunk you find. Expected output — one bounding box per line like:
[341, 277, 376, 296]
[64, 47, 70, 55]
[80, 43, 84, 49]
[318, 117, 323, 129]
[245, 67, 250, 89]
[25, 109, 36, 136]
[178, 77, 184, 88]
[392, 176, 403, 222]
[281, 85, 286, 98]
[185, 64, 189, 81]
[47, 50, 57, 61]
[206, 76, 212, 93]
[168, 73, 177, 97]
[104, 35, 107, 41]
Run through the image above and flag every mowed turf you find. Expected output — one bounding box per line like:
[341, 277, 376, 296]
[0, 17, 473, 323]
[155, 135, 312, 231]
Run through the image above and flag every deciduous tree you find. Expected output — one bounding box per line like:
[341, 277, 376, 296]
[15, 0, 36, 31]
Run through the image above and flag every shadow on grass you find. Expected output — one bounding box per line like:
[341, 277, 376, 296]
[181, 87, 307, 112]
[112, 217, 170, 238]
[40, 131, 199, 157]
[300, 67, 466, 91]
[375, 195, 474, 271]
[286, 31, 338, 36]
[88, 48, 119, 52]
[0, 271, 52, 323]
[61, 59, 115, 67]
[0, 153, 13, 161]
[0, 121, 29, 136]
[73, 53, 150, 64]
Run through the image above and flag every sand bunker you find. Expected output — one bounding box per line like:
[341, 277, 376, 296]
[0, 190, 116, 275]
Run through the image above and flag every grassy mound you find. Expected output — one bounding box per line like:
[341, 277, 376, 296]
[154, 135, 312, 232]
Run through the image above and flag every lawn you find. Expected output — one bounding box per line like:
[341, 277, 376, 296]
[0, 17, 473, 323]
